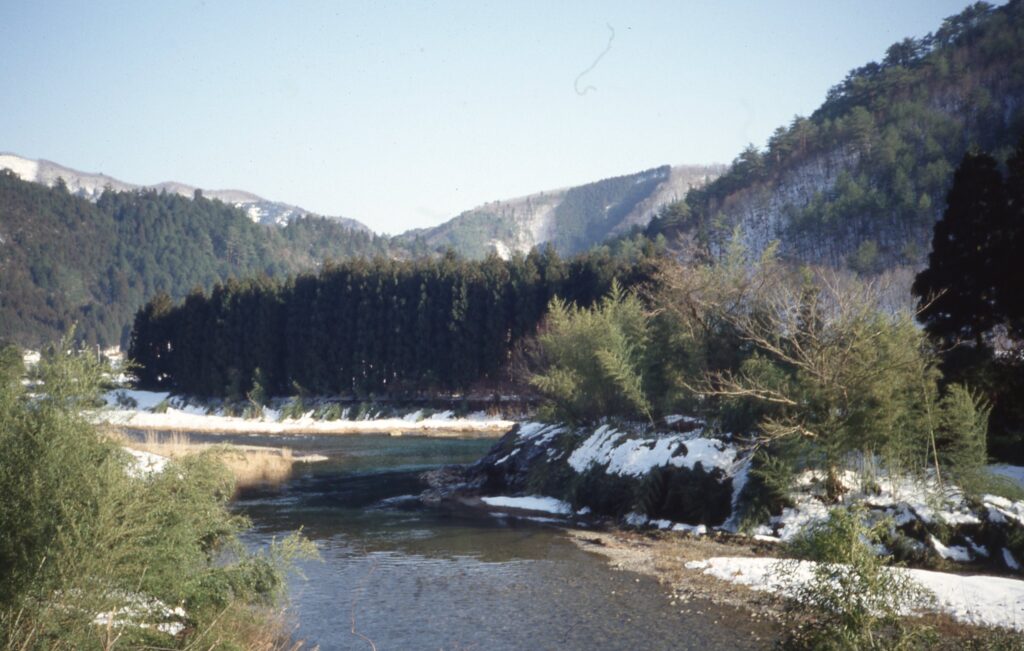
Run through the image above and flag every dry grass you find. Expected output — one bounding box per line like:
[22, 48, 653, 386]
[112, 431, 303, 490]
[187, 602, 318, 651]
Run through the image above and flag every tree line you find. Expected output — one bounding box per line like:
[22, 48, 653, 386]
[129, 245, 663, 399]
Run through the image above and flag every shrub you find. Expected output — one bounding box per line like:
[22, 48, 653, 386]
[280, 396, 306, 421]
[0, 339, 313, 649]
[779, 505, 935, 650]
[935, 384, 989, 494]
[531, 280, 654, 423]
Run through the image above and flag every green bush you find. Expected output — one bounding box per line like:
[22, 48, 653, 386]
[0, 339, 313, 649]
[780, 505, 935, 650]
[531, 280, 654, 423]
[280, 396, 306, 421]
[935, 384, 989, 494]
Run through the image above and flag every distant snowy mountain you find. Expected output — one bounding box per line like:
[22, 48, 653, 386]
[0, 152, 371, 231]
[399, 164, 725, 258]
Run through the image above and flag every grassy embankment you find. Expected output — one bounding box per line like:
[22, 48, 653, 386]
[109, 430, 325, 490]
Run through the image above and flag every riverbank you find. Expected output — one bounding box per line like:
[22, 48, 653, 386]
[96, 389, 515, 437]
[434, 419, 1024, 644]
[568, 529, 785, 622]
[567, 527, 1024, 647]
[112, 430, 328, 489]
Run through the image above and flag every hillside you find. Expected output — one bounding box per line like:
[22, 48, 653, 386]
[0, 172, 398, 347]
[0, 153, 719, 350]
[403, 164, 723, 258]
[0, 153, 372, 231]
[647, 1, 1024, 277]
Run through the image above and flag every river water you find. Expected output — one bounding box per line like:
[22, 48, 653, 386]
[206, 432, 773, 650]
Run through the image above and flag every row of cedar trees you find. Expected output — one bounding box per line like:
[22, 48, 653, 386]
[129, 246, 661, 398]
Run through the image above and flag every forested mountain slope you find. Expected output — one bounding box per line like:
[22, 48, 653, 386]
[401, 164, 723, 258]
[0, 172, 400, 347]
[647, 1, 1024, 275]
[0, 153, 718, 350]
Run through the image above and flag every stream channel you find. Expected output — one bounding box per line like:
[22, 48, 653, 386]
[170, 431, 771, 650]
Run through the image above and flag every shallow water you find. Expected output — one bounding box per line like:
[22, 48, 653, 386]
[211, 433, 774, 649]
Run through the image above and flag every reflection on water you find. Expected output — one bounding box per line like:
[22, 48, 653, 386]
[225, 433, 770, 650]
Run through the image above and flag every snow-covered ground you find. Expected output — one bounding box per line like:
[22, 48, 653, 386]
[123, 448, 169, 477]
[93, 594, 186, 636]
[95, 389, 515, 436]
[747, 469, 993, 545]
[480, 495, 572, 514]
[686, 556, 1024, 631]
[566, 424, 735, 477]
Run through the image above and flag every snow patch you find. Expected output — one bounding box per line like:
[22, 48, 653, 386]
[123, 448, 168, 477]
[515, 422, 566, 446]
[0, 154, 39, 182]
[104, 389, 171, 411]
[1005, 549, 1021, 571]
[930, 535, 973, 562]
[624, 512, 649, 527]
[567, 425, 734, 477]
[672, 522, 708, 535]
[480, 495, 571, 515]
[692, 556, 1024, 631]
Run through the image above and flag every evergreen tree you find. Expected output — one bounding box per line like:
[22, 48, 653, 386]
[1004, 138, 1024, 341]
[912, 150, 1008, 348]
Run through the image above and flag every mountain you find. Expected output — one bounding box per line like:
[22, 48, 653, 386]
[0, 153, 372, 232]
[646, 1, 1024, 281]
[401, 164, 724, 258]
[0, 149, 719, 348]
[0, 171, 399, 348]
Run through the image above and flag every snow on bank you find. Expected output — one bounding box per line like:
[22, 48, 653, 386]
[93, 594, 186, 636]
[567, 424, 735, 477]
[123, 448, 168, 477]
[108, 389, 174, 411]
[748, 470, 991, 545]
[481, 495, 572, 515]
[685, 556, 1024, 631]
[96, 390, 514, 436]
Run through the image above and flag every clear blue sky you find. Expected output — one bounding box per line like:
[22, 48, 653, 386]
[0, 1, 983, 234]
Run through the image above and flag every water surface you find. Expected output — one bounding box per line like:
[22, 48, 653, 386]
[216, 433, 773, 650]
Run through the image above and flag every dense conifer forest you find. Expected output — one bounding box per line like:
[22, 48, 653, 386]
[128, 243, 663, 398]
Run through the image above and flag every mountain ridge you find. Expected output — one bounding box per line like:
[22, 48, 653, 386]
[0, 152, 372, 232]
[0, 151, 722, 259]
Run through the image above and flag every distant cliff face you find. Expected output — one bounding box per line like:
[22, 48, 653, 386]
[404, 164, 724, 258]
[711, 147, 863, 264]
[0, 153, 370, 231]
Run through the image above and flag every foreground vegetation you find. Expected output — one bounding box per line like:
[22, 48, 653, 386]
[0, 339, 313, 650]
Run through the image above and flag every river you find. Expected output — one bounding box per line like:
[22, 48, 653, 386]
[201, 432, 772, 650]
